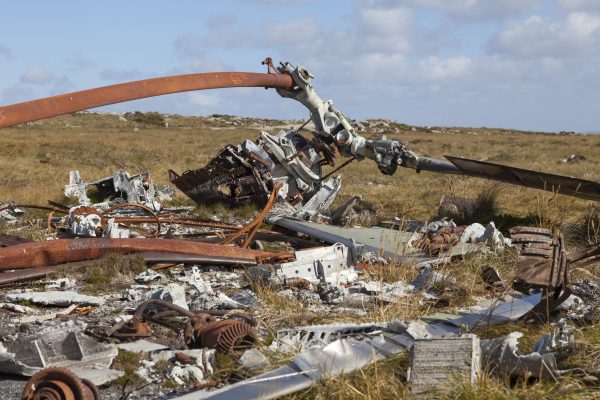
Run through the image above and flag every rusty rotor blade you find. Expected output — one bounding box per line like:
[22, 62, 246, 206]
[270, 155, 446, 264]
[0, 72, 293, 128]
[0, 238, 273, 270]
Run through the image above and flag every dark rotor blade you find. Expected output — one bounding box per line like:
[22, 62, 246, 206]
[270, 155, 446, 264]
[0, 72, 293, 128]
[445, 155, 600, 201]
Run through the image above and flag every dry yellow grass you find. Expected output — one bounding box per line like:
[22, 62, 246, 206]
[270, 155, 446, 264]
[1, 112, 598, 228]
[1, 112, 599, 399]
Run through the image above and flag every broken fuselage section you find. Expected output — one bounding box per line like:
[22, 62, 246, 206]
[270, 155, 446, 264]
[65, 170, 173, 211]
[169, 61, 413, 217]
[169, 130, 339, 218]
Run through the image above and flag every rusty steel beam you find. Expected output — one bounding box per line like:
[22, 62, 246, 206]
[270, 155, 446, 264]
[0, 250, 260, 285]
[0, 238, 272, 270]
[0, 265, 61, 285]
[221, 182, 283, 247]
[113, 216, 244, 231]
[142, 252, 257, 266]
[0, 72, 294, 128]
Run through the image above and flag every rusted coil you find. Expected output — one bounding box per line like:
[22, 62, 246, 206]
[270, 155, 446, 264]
[0, 72, 293, 128]
[110, 299, 257, 354]
[187, 319, 258, 354]
[22, 367, 99, 400]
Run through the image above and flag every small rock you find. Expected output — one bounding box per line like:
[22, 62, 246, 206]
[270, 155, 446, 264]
[230, 290, 260, 307]
[149, 283, 188, 310]
[122, 288, 143, 302]
[135, 269, 162, 283]
[44, 278, 76, 291]
[170, 365, 205, 385]
[0, 302, 35, 314]
[560, 154, 586, 163]
[297, 290, 322, 305]
[240, 349, 270, 372]
[318, 285, 347, 304]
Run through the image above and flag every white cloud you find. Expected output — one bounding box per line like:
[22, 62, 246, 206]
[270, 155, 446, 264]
[174, 33, 205, 58]
[1, 84, 33, 104]
[20, 67, 56, 85]
[357, 7, 413, 53]
[264, 17, 322, 46]
[366, 0, 540, 19]
[16, 66, 74, 97]
[419, 56, 474, 80]
[490, 12, 600, 58]
[67, 54, 94, 71]
[0, 46, 11, 60]
[156, 1, 600, 131]
[48, 76, 75, 96]
[188, 92, 221, 107]
[189, 57, 229, 72]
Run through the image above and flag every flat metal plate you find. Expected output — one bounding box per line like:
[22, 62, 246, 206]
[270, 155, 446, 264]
[445, 156, 600, 201]
[273, 218, 482, 263]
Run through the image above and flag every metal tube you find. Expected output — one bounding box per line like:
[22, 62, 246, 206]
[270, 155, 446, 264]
[0, 265, 61, 285]
[142, 252, 257, 266]
[0, 250, 259, 285]
[0, 238, 273, 270]
[0, 72, 294, 128]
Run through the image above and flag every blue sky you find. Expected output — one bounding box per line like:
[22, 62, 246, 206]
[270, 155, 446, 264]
[1, 0, 599, 132]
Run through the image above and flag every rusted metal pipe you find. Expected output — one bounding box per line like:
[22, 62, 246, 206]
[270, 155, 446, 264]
[142, 252, 257, 266]
[0, 238, 273, 270]
[0, 72, 293, 128]
[0, 204, 68, 214]
[0, 265, 61, 285]
[0, 251, 259, 285]
[101, 202, 162, 237]
[221, 182, 283, 247]
[113, 216, 243, 231]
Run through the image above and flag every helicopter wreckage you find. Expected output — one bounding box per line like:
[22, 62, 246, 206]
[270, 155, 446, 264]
[0, 60, 599, 399]
[1, 58, 599, 218]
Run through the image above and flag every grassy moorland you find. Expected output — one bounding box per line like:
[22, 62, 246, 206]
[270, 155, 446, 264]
[0, 112, 599, 399]
[0, 112, 598, 227]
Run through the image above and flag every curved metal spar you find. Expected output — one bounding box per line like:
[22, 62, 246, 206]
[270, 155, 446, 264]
[0, 72, 294, 128]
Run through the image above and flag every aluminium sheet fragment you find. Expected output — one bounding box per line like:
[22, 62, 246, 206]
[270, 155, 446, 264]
[271, 217, 482, 263]
[171, 291, 549, 400]
[408, 334, 480, 394]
